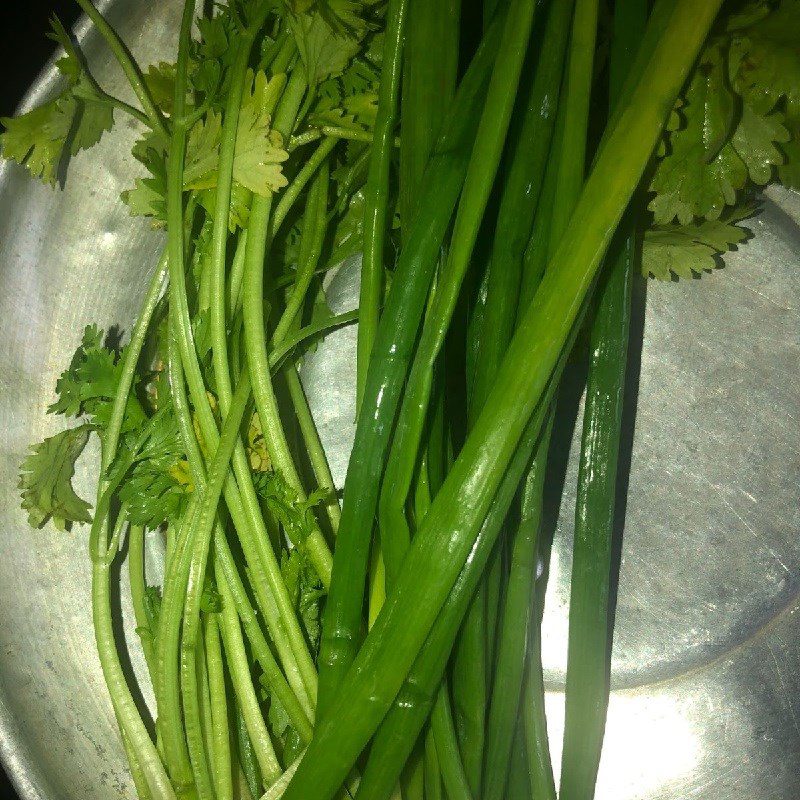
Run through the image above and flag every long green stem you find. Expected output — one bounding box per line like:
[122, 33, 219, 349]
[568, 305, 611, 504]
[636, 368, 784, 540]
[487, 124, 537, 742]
[357, 0, 409, 408]
[482, 419, 552, 800]
[559, 3, 647, 799]
[74, 0, 169, 137]
[129, 524, 156, 680]
[316, 17, 503, 721]
[164, 33, 317, 716]
[208, 6, 272, 410]
[283, 6, 722, 794]
[214, 532, 315, 733]
[87, 237, 170, 800]
[179, 374, 253, 800]
[217, 564, 282, 790]
[205, 614, 233, 800]
[283, 367, 341, 533]
[241, 76, 334, 593]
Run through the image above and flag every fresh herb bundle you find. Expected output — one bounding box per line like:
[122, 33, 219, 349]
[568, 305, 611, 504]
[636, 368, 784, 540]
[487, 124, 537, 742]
[5, 1, 800, 799]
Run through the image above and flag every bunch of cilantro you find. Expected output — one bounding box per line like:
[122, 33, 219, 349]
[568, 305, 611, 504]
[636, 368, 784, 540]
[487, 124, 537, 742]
[3, 1, 799, 800]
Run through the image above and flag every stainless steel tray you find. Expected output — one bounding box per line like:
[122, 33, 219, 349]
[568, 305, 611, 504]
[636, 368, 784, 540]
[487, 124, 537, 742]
[1, 3, 798, 798]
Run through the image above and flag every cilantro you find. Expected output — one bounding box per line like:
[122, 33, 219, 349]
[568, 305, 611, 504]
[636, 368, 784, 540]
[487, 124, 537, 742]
[281, 547, 325, 653]
[642, 205, 755, 280]
[184, 110, 224, 190]
[113, 408, 192, 530]
[19, 426, 92, 530]
[0, 99, 73, 185]
[649, 42, 790, 224]
[121, 132, 168, 223]
[143, 585, 162, 632]
[183, 72, 288, 197]
[728, 0, 800, 120]
[254, 470, 327, 548]
[143, 62, 178, 116]
[49, 325, 146, 433]
[0, 16, 114, 185]
[234, 72, 290, 195]
[289, 4, 366, 86]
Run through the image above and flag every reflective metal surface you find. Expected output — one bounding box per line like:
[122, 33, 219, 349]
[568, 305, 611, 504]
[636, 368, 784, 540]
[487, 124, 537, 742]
[0, 3, 798, 798]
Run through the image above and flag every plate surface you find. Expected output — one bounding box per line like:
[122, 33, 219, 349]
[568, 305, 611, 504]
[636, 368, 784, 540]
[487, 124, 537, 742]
[1, 3, 799, 799]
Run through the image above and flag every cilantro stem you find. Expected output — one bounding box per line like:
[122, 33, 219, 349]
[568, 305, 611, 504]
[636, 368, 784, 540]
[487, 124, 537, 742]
[272, 136, 338, 233]
[196, 634, 217, 794]
[168, 319, 317, 720]
[85, 238, 170, 799]
[283, 367, 341, 533]
[163, 5, 319, 723]
[208, 6, 271, 412]
[357, 0, 408, 410]
[241, 73, 336, 596]
[178, 374, 254, 800]
[204, 614, 232, 800]
[213, 533, 314, 733]
[242, 190, 334, 591]
[90, 89, 153, 128]
[272, 162, 330, 344]
[216, 563, 282, 789]
[129, 524, 156, 678]
[73, 0, 169, 139]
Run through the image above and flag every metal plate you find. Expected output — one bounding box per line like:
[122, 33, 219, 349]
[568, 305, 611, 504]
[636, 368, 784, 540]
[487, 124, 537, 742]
[0, 3, 798, 798]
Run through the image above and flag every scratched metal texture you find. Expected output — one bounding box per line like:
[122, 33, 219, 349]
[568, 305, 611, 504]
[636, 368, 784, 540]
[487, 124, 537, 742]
[0, 2, 799, 799]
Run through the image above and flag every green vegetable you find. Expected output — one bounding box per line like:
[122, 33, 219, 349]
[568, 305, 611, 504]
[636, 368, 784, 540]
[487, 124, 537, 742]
[11, 2, 799, 800]
[559, 2, 647, 799]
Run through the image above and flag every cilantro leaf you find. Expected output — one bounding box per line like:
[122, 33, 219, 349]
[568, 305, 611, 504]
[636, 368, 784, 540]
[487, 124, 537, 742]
[1, 18, 114, 185]
[643, 205, 754, 280]
[48, 14, 82, 83]
[198, 181, 253, 231]
[122, 132, 168, 223]
[649, 43, 789, 224]
[49, 325, 146, 433]
[114, 407, 192, 530]
[253, 470, 326, 548]
[288, 3, 368, 86]
[234, 72, 290, 195]
[281, 547, 325, 654]
[144, 61, 178, 116]
[728, 0, 800, 120]
[184, 110, 223, 190]
[183, 73, 288, 197]
[19, 425, 92, 530]
[0, 99, 72, 184]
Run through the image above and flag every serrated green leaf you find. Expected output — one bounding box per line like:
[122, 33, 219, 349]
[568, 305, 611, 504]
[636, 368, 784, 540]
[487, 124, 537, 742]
[289, 9, 363, 85]
[234, 73, 289, 195]
[19, 426, 92, 530]
[650, 43, 789, 224]
[122, 133, 168, 223]
[728, 0, 800, 119]
[732, 101, 790, 183]
[144, 61, 178, 115]
[0, 98, 72, 184]
[185, 110, 223, 190]
[643, 206, 754, 280]
[49, 325, 146, 433]
[62, 89, 115, 157]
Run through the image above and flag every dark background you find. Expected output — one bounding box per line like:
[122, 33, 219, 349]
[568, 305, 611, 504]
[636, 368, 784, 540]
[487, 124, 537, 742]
[2, 0, 81, 793]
